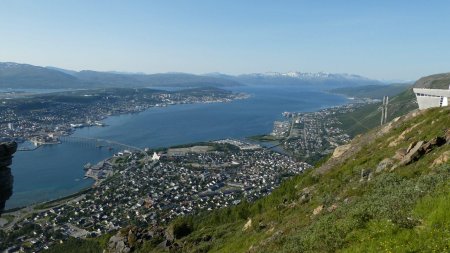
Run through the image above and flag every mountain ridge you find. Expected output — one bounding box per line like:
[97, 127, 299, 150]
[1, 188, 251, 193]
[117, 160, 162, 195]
[1, 62, 385, 89]
[0, 62, 242, 89]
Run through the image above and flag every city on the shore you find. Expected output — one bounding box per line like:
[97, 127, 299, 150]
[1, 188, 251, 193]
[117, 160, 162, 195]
[0, 90, 378, 252]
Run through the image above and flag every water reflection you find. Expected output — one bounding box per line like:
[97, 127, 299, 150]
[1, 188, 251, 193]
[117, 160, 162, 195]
[0, 142, 16, 216]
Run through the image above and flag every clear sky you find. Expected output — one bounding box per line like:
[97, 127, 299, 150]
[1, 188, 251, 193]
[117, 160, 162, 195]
[1, 0, 450, 80]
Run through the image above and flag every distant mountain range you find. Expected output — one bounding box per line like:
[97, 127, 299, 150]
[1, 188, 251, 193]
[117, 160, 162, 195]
[224, 71, 384, 87]
[0, 62, 386, 89]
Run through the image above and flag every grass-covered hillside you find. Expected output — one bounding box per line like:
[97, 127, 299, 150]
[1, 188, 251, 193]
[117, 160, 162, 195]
[43, 73, 450, 253]
[56, 107, 449, 253]
[336, 72, 450, 137]
[330, 83, 410, 99]
[337, 88, 417, 137]
[413, 72, 450, 89]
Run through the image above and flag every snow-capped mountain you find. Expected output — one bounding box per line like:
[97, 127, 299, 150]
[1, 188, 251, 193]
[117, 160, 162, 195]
[212, 71, 384, 87]
[240, 71, 373, 80]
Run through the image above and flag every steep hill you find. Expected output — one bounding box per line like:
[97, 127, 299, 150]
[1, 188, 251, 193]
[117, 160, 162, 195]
[73, 71, 242, 88]
[0, 62, 242, 89]
[42, 72, 450, 253]
[333, 72, 450, 137]
[44, 107, 450, 253]
[131, 107, 449, 253]
[329, 83, 411, 99]
[413, 72, 450, 89]
[0, 62, 81, 89]
[337, 88, 417, 137]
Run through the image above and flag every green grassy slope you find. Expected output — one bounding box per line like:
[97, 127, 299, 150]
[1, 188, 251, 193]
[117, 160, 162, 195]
[44, 108, 450, 252]
[330, 83, 410, 99]
[335, 72, 450, 137]
[131, 107, 449, 253]
[45, 73, 450, 253]
[413, 72, 450, 89]
[337, 88, 417, 137]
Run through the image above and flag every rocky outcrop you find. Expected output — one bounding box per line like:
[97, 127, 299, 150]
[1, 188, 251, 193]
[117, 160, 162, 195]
[398, 136, 447, 166]
[299, 186, 314, 204]
[242, 218, 252, 231]
[332, 144, 351, 158]
[108, 226, 165, 253]
[0, 142, 17, 167]
[388, 122, 423, 147]
[398, 141, 425, 166]
[0, 142, 16, 216]
[381, 130, 450, 172]
[444, 129, 450, 142]
[109, 233, 131, 253]
[312, 205, 324, 216]
[432, 151, 450, 167]
[376, 158, 395, 173]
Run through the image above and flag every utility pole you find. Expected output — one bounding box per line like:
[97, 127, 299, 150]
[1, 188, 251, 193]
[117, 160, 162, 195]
[384, 96, 389, 124]
[381, 96, 385, 126]
[380, 96, 389, 125]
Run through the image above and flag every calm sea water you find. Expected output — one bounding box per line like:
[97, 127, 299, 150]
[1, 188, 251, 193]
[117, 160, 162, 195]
[6, 85, 347, 209]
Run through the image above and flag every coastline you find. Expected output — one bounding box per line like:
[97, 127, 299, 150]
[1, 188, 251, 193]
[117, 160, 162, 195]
[5, 94, 249, 212]
[6, 88, 250, 150]
[5, 87, 350, 212]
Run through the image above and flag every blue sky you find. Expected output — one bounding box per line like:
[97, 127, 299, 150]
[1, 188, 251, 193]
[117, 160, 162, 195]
[1, 0, 450, 80]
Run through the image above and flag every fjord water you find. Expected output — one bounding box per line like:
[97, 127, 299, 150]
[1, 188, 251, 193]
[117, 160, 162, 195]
[7, 85, 347, 209]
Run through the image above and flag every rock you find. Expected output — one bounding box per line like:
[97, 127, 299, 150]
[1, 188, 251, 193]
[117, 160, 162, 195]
[367, 172, 373, 181]
[399, 136, 447, 166]
[0, 142, 16, 216]
[432, 151, 450, 167]
[327, 204, 338, 212]
[393, 149, 407, 160]
[108, 234, 130, 253]
[399, 141, 424, 166]
[299, 194, 310, 204]
[299, 186, 313, 204]
[243, 218, 252, 231]
[389, 123, 422, 147]
[312, 205, 324, 216]
[127, 230, 137, 248]
[258, 222, 267, 230]
[158, 240, 172, 249]
[406, 141, 418, 154]
[165, 225, 175, 241]
[360, 168, 371, 181]
[332, 144, 352, 158]
[0, 142, 17, 167]
[445, 129, 450, 142]
[0, 167, 13, 213]
[109, 226, 161, 252]
[421, 136, 446, 154]
[376, 158, 394, 173]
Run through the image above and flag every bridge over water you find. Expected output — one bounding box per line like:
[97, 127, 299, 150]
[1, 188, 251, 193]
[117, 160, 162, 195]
[59, 136, 149, 160]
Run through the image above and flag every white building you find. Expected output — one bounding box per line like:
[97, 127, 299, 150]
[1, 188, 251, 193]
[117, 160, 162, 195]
[413, 86, 450, 110]
[151, 152, 160, 161]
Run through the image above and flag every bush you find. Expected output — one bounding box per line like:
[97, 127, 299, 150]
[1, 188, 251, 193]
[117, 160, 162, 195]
[173, 218, 194, 239]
